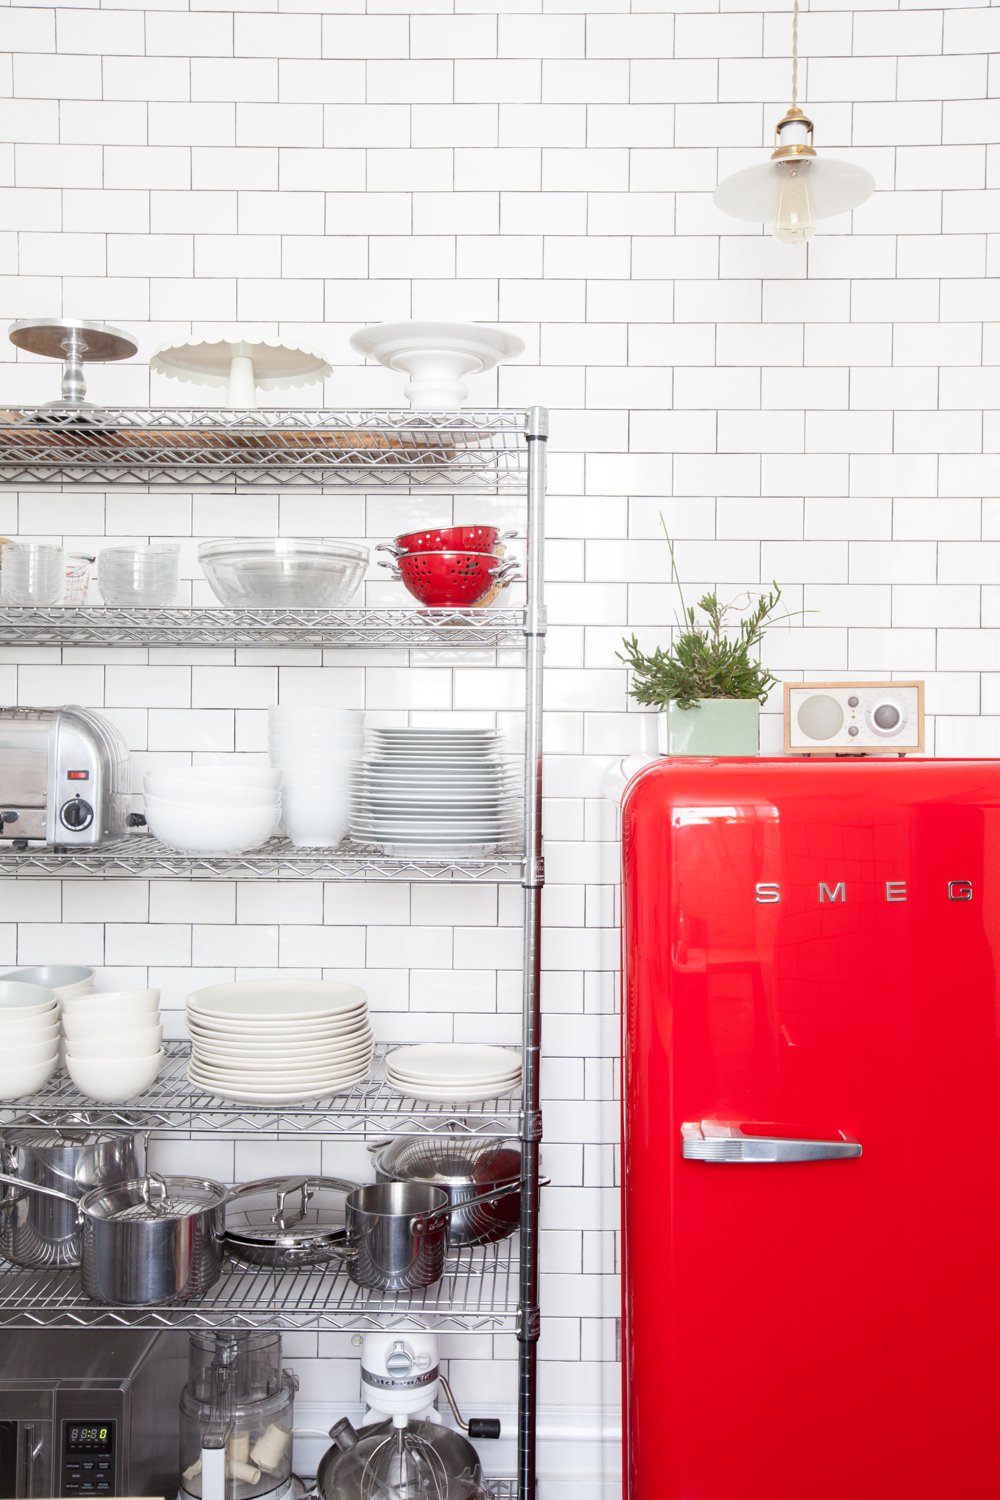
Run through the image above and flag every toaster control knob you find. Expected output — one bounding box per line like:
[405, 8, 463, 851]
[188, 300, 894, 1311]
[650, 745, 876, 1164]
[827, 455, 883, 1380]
[60, 797, 94, 831]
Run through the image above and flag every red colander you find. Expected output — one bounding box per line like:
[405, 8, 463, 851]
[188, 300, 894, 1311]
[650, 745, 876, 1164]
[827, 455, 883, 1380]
[386, 549, 519, 607]
[392, 525, 516, 556]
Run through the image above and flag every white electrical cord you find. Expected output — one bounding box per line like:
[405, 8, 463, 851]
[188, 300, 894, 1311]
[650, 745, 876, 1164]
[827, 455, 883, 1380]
[790, 0, 800, 107]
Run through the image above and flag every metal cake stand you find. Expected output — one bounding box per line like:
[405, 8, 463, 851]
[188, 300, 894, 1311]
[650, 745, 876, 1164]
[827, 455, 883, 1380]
[8, 317, 138, 418]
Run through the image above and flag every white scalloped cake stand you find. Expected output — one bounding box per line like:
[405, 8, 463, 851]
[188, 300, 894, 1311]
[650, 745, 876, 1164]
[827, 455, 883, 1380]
[150, 337, 331, 409]
[349, 322, 525, 409]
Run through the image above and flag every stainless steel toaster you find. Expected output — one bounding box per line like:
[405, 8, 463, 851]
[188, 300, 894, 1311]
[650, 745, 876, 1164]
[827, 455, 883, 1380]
[0, 706, 130, 847]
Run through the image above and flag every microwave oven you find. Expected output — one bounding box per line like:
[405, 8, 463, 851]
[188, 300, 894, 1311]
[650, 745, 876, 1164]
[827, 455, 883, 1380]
[0, 1330, 187, 1498]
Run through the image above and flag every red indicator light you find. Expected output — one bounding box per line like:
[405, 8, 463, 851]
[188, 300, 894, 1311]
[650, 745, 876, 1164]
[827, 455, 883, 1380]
[67, 771, 90, 781]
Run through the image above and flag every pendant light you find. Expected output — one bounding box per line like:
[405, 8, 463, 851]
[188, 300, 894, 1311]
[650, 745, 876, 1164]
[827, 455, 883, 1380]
[714, 0, 874, 244]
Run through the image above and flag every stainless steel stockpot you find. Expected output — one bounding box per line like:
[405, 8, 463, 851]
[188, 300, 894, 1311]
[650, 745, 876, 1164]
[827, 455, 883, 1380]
[0, 1130, 142, 1269]
[0, 1170, 227, 1303]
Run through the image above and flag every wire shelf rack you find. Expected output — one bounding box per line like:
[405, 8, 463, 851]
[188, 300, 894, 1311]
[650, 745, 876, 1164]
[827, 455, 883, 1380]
[488, 1483, 517, 1499]
[0, 1239, 519, 1333]
[0, 408, 527, 489]
[0, 606, 527, 650]
[0, 833, 525, 882]
[0, 1041, 524, 1138]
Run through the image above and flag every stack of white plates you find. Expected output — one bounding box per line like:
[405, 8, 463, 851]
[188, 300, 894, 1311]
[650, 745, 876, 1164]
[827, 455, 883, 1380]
[350, 728, 520, 855]
[185, 980, 373, 1103]
[386, 1043, 522, 1103]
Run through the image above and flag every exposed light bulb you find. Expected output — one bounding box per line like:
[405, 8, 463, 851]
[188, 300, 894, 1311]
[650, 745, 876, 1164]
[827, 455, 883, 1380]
[772, 161, 816, 245]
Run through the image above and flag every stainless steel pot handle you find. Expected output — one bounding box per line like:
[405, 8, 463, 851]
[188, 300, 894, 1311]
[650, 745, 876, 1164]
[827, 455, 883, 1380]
[271, 1176, 359, 1230]
[681, 1121, 862, 1163]
[140, 1171, 171, 1213]
[375, 542, 403, 558]
[0, 1171, 82, 1217]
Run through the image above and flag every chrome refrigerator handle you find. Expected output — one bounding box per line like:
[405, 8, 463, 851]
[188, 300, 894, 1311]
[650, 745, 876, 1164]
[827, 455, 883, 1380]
[681, 1121, 862, 1163]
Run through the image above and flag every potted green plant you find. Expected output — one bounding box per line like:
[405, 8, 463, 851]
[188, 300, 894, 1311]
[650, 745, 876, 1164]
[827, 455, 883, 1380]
[617, 529, 795, 756]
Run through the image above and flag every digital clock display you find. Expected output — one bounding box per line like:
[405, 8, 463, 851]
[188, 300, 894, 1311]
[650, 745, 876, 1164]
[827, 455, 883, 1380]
[65, 1423, 114, 1453]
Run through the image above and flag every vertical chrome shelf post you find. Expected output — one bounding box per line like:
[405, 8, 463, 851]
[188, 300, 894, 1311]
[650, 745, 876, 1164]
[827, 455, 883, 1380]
[519, 405, 548, 1499]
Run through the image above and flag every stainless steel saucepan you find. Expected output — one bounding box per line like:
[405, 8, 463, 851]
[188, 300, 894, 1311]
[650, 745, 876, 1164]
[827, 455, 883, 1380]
[0, 1170, 227, 1303]
[326, 1177, 529, 1293]
[368, 1134, 522, 1248]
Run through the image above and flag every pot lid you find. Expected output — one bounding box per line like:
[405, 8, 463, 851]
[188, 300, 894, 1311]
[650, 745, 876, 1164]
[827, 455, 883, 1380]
[83, 1174, 227, 1223]
[225, 1176, 356, 1249]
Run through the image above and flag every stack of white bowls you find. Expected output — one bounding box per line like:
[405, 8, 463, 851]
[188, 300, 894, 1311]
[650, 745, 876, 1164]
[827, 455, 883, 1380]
[0, 982, 59, 1098]
[1, 964, 95, 1001]
[62, 988, 164, 1102]
[143, 765, 282, 855]
[268, 706, 362, 847]
[185, 980, 374, 1102]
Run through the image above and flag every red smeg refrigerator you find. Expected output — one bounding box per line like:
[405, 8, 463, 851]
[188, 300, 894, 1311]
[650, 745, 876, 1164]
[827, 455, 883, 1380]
[621, 756, 1000, 1500]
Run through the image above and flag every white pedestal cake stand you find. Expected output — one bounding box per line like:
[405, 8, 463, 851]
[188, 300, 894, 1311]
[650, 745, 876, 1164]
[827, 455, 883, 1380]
[150, 338, 331, 409]
[349, 322, 525, 409]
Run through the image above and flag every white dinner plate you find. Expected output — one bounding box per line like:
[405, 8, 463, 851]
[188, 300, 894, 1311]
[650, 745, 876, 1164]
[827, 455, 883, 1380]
[187, 1069, 371, 1103]
[385, 1079, 521, 1103]
[388, 1043, 521, 1080]
[185, 1008, 370, 1032]
[190, 1063, 373, 1090]
[187, 980, 367, 1021]
[193, 1040, 374, 1071]
[191, 1029, 372, 1057]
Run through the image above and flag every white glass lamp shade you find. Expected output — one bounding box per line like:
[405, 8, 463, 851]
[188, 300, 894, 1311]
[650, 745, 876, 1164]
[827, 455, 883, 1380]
[715, 156, 875, 230]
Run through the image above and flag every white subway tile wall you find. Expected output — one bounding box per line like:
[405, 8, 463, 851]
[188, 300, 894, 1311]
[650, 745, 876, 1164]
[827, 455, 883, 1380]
[0, 0, 996, 1489]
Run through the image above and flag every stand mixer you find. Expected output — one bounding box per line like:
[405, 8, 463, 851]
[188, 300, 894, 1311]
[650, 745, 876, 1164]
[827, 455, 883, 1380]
[179, 1332, 304, 1500]
[360, 1328, 499, 1440]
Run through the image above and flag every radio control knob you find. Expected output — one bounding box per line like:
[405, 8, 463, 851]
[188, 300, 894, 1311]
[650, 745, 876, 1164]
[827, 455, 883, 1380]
[867, 699, 905, 735]
[60, 798, 94, 831]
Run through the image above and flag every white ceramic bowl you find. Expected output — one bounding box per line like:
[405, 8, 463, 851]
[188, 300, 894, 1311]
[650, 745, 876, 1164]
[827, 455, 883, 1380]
[0, 1008, 59, 1035]
[1, 966, 94, 998]
[62, 987, 160, 1007]
[62, 1009, 162, 1041]
[61, 989, 160, 1017]
[67, 1024, 163, 1060]
[0, 983, 57, 1017]
[280, 797, 350, 848]
[269, 707, 363, 724]
[144, 776, 281, 807]
[2, 1036, 60, 1065]
[158, 766, 282, 790]
[65, 1049, 164, 1102]
[0, 1054, 58, 1099]
[0, 1018, 59, 1044]
[144, 798, 280, 855]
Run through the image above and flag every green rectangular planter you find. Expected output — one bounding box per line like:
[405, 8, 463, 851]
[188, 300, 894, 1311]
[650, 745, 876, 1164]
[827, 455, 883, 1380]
[657, 699, 760, 756]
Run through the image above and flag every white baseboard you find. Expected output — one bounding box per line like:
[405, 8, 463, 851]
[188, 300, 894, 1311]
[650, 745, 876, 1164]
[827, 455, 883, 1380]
[293, 1402, 622, 1498]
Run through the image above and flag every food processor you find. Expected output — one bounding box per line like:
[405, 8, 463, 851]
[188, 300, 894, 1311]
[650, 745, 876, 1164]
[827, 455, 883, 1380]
[179, 1333, 303, 1500]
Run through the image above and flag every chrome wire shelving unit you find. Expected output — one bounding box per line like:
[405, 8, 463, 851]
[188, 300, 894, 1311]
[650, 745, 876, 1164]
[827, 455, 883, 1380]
[0, 833, 525, 882]
[0, 1241, 519, 1333]
[0, 407, 527, 488]
[0, 405, 547, 1498]
[0, 1041, 524, 1139]
[0, 605, 526, 650]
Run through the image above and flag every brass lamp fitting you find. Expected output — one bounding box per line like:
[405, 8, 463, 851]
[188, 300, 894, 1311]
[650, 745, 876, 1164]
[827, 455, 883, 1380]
[771, 105, 817, 161]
